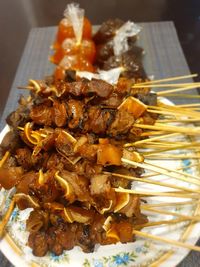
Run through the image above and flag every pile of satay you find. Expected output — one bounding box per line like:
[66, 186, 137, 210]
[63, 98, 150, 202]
[1, 3, 200, 258]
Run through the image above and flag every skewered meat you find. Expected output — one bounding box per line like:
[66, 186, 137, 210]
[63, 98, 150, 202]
[0, 167, 24, 189]
[0, 46, 156, 255]
[90, 174, 111, 195]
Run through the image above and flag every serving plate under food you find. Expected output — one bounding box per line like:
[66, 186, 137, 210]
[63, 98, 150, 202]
[0, 98, 200, 267]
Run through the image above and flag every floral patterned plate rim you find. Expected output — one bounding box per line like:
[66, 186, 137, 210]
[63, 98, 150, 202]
[0, 98, 200, 267]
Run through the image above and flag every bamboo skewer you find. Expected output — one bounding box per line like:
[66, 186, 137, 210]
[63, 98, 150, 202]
[0, 151, 10, 168]
[142, 162, 199, 179]
[0, 198, 15, 238]
[135, 74, 198, 85]
[145, 161, 200, 182]
[133, 229, 200, 252]
[134, 123, 200, 136]
[135, 218, 189, 229]
[143, 160, 200, 183]
[107, 172, 199, 193]
[156, 102, 200, 113]
[141, 131, 168, 136]
[142, 142, 200, 156]
[133, 83, 200, 88]
[157, 118, 200, 123]
[148, 105, 200, 118]
[176, 103, 200, 108]
[125, 133, 180, 147]
[121, 158, 200, 186]
[114, 188, 199, 199]
[142, 200, 197, 208]
[17, 86, 33, 90]
[141, 206, 200, 221]
[157, 85, 200, 96]
[161, 93, 200, 99]
[146, 154, 200, 160]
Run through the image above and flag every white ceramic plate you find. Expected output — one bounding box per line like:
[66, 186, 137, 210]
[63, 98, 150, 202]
[0, 99, 200, 267]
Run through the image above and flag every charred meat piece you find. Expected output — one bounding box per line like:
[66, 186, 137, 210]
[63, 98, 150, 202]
[26, 210, 49, 233]
[75, 159, 103, 176]
[136, 92, 157, 106]
[28, 231, 48, 257]
[67, 99, 84, 129]
[108, 109, 134, 136]
[53, 100, 67, 127]
[30, 104, 53, 126]
[97, 143, 122, 166]
[100, 93, 122, 108]
[119, 195, 141, 217]
[60, 170, 91, 202]
[86, 106, 113, 134]
[29, 173, 60, 203]
[75, 224, 95, 253]
[16, 171, 38, 194]
[115, 221, 134, 243]
[93, 18, 124, 44]
[90, 174, 111, 195]
[88, 79, 113, 98]
[6, 96, 31, 128]
[0, 167, 24, 190]
[16, 147, 33, 170]
[55, 130, 75, 157]
[0, 130, 21, 154]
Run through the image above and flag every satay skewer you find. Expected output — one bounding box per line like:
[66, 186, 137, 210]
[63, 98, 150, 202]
[157, 118, 200, 123]
[114, 188, 199, 199]
[0, 151, 10, 168]
[133, 229, 200, 252]
[132, 83, 200, 88]
[141, 206, 200, 221]
[147, 105, 200, 118]
[142, 200, 197, 208]
[164, 93, 200, 99]
[142, 142, 200, 156]
[105, 172, 199, 193]
[146, 154, 200, 160]
[175, 103, 200, 108]
[141, 131, 168, 136]
[121, 158, 200, 185]
[134, 73, 198, 85]
[0, 198, 15, 238]
[134, 123, 200, 136]
[135, 218, 189, 228]
[125, 133, 180, 148]
[157, 84, 200, 96]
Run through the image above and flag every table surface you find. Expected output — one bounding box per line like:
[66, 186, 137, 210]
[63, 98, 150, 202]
[0, 21, 200, 267]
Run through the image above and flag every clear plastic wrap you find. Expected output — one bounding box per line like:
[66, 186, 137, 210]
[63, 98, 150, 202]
[113, 21, 142, 56]
[64, 3, 84, 45]
[77, 67, 123, 85]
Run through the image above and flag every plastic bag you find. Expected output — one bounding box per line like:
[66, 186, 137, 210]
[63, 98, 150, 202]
[113, 21, 141, 56]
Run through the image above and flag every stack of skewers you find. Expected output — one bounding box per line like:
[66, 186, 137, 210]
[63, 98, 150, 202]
[1, 2, 200, 262]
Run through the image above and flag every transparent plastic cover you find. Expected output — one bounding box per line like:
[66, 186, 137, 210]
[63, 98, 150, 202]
[113, 21, 142, 56]
[64, 3, 84, 44]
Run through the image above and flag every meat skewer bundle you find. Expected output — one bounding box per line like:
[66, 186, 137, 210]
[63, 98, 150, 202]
[1, 2, 200, 263]
[0, 71, 158, 256]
